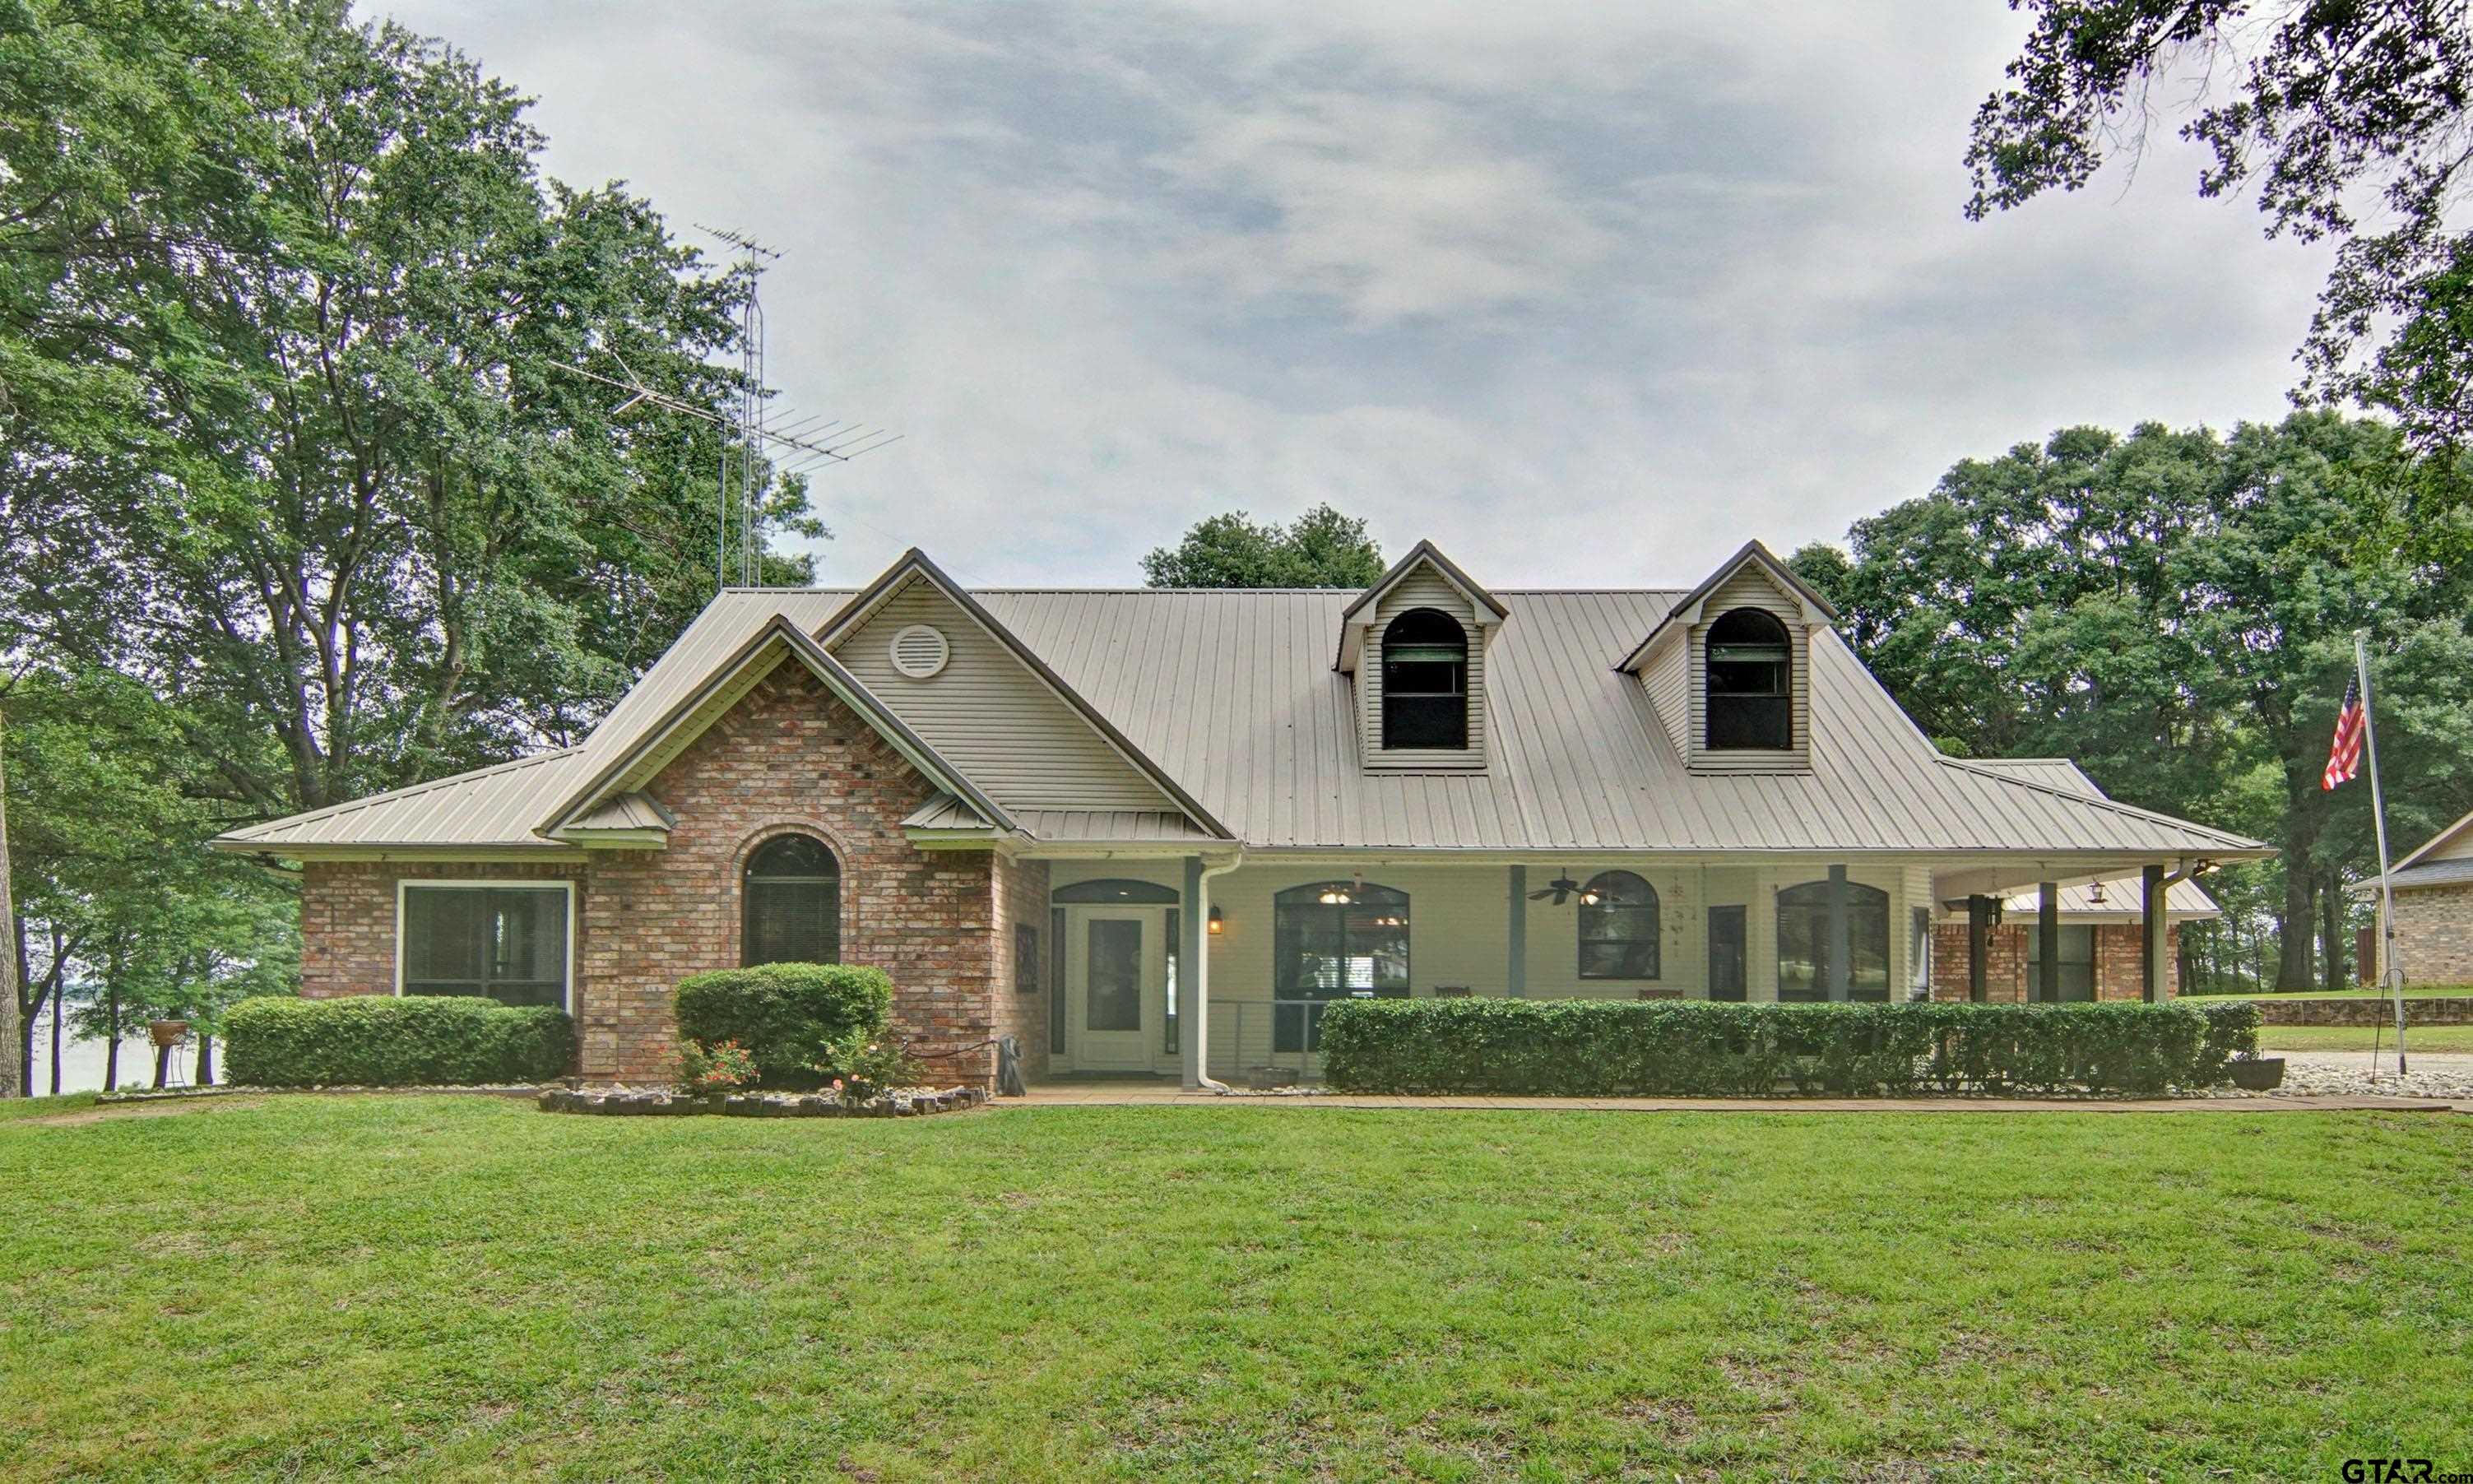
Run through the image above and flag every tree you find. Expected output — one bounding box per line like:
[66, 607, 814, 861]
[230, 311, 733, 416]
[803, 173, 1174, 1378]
[0, 700, 16, 1100]
[1141, 504, 1385, 588]
[1966, 2, 2473, 456]
[1, 1, 821, 832]
[1794, 412, 2473, 989]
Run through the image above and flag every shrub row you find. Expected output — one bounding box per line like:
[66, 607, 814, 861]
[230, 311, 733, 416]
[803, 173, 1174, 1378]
[1315, 997, 2262, 1097]
[673, 962, 894, 1089]
[223, 995, 574, 1087]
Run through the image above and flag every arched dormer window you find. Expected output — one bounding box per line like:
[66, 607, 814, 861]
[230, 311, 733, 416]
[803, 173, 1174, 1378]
[1705, 608, 1792, 750]
[1382, 608, 1468, 749]
[743, 834, 841, 967]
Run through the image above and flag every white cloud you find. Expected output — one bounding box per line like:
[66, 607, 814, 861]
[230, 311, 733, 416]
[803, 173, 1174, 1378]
[383, 0, 2338, 589]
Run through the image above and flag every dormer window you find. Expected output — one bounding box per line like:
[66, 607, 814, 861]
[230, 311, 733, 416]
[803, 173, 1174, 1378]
[1381, 608, 1468, 749]
[1705, 608, 1792, 750]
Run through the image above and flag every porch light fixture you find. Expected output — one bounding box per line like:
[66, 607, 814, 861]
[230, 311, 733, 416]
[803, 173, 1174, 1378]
[1208, 906, 1225, 935]
[1317, 885, 1350, 905]
[2087, 881, 2107, 905]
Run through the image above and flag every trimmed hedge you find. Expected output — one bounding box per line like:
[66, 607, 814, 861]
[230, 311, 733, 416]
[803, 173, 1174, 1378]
[223, 995, 575, 1087]
[673, 962, 894, 1088]
[1316, 997, 2262, 1098]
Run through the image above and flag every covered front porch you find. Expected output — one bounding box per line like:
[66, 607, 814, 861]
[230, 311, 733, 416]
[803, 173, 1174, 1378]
[1024, 851, 2208, 1087]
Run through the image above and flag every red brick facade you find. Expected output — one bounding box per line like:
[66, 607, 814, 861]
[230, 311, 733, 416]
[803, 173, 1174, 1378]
[1928, 921, 2183, 1001]
[293, 666, 1049, 1087]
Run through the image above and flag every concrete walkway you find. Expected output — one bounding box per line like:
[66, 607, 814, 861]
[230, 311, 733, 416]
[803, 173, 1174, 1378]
[1013, 1082, 2462, 1114]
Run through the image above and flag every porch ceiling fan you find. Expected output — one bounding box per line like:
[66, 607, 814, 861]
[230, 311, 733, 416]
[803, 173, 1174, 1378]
[1529, 869, 1598, 907]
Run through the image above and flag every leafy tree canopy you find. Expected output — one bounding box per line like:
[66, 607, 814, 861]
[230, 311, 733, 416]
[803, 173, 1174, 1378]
[1968, 1, 2473, 457]
[1792, 410, 2473, 989]
[1141, 504, 1385, 588]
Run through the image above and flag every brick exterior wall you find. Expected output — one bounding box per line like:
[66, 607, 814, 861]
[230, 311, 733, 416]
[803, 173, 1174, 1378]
[2389, 883, 2473, 986]
[290, 664, 1048, 1088]
[989, 851, 1054, 1077]
[1929, 921, 2183, 1001]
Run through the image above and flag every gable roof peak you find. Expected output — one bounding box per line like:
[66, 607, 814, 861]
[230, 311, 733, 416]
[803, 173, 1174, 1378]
[1340, 539, 1509, 625]
[1616, 539, 1840, 673]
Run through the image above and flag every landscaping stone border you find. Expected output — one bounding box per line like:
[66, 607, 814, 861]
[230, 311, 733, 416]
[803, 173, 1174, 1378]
[537, 1086, 987, 1118]
[2244, 995, 2473, 1027]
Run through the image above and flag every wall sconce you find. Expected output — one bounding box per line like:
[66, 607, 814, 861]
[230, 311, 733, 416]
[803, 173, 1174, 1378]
[2086, 881, 2107, 906]
[1208, 906, 1225, 935]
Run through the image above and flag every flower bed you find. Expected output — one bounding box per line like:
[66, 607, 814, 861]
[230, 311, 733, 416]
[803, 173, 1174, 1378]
[537, 1085, 986, 1118]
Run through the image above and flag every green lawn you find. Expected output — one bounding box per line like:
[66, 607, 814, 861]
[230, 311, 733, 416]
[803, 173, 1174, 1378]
[4, 1097, 2471, 1482]
[2255, 1023, 2473, 1053]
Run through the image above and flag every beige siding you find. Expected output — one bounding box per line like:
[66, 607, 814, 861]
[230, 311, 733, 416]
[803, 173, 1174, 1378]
[1685, 566, 1813, 774]
[1358, 566, 1488, 773]
[1640, 635, 1690, 759]
[836, 579, 1176, 811]
[2430, 823, 2473, 862]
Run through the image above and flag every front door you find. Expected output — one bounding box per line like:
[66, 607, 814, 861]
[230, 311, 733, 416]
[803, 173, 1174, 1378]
[1068, 911, 1160, 1071]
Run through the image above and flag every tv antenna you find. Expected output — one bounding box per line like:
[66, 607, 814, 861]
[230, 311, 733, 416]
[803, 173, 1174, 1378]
[550, 225, 902, 591]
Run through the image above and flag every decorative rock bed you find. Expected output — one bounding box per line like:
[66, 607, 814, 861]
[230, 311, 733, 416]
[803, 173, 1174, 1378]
[538, 1085, 987, 1118]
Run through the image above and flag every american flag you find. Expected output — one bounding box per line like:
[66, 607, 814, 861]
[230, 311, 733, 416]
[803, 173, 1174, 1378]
[2322, 676, 2366, 791]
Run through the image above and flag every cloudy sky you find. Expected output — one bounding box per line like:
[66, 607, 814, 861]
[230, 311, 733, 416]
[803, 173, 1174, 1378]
[386, 0, 2331, 589]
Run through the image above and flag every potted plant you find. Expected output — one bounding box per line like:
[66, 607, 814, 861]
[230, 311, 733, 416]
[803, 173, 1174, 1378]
[2229, 1053, 2285, 1091]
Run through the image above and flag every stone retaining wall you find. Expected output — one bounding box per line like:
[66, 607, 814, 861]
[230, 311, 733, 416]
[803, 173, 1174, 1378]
[2245, 995, 2473, 1027]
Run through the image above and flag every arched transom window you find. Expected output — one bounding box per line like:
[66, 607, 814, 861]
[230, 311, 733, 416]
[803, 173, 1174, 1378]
[743, 834, 841, 967]
[1578, 870, 1660, 980]
[1381, 608, 1469, 749]
[1705, 608, 1792, 750]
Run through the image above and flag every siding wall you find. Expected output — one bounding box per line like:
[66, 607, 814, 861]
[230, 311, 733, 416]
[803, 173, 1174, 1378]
[1357, 566, 1489, 773]
[1640, 635, 1691, 760]
[835, 577, 1177, 810]
[1683, 566, 1813, 774]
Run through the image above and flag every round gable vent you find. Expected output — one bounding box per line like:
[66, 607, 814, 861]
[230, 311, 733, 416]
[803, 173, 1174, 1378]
[889, 624, 950, 679]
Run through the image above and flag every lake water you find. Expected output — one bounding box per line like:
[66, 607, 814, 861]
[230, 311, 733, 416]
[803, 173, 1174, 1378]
[23, 1017, 216, 1095]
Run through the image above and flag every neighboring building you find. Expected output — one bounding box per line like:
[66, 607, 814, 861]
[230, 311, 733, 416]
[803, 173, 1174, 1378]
[214, 541, 2269, 1087]
[2365, 808, 2473, 986]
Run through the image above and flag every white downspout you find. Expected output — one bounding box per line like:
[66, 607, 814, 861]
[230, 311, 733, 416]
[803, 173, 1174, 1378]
[1193, 851, 1243, 1092]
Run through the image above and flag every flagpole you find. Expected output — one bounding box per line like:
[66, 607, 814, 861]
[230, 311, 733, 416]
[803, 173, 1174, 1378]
[2354, 630, 2407, 1077]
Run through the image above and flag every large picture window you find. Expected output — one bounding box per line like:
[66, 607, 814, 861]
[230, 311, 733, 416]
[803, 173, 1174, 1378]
[1705, 608, 1793, 750]
[401, 884, 570, 1009]
[1578, 870, 1660, 980]
[1274, 881, 1410, 1051]
[1381, 609, 1469, 749]
[743, 834, 841, 967]
[1775, 878, 1889, 1001]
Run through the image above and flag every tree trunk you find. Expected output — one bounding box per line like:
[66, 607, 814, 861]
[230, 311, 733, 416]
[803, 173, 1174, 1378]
[0, 706, 19, 1100]
[151, 1042, 169, 1090]
[197, 1033, 213, 1087]
[2275, 860, 2318, 990]
[102, 981, 121, 1093]
[48, 986, 61, 1096]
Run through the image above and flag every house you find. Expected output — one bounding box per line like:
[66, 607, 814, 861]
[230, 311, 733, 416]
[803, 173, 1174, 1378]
[2365, 808, 2473, 985]
[212, 540, 2269, 1087]
[1922, 758, 2224, 1002]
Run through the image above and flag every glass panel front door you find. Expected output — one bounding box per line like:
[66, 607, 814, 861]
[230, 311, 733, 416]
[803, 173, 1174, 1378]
[1067, 910, 1162, 1071]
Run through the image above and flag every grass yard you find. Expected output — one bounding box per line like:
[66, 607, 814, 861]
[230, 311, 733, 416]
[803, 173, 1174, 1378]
[2253, 1023, 2473, 1052]
[4, 1097, 2471, 1482]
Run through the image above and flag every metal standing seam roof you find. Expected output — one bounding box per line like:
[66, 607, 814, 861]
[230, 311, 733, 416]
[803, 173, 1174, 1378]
[216, 584, 2271, 859]
[213, 748, 584, 851]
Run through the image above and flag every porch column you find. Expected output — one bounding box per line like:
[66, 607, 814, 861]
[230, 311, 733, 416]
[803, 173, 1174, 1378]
[1181, 856, 1204, 1089]
[1966, 894, 1993, 1003]
[1826, 864, 1851, 1001]
[2141, 864, 2168, 1002]
[1506, 865, 1527, 997]
[2036, 881, 2060, 1004]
